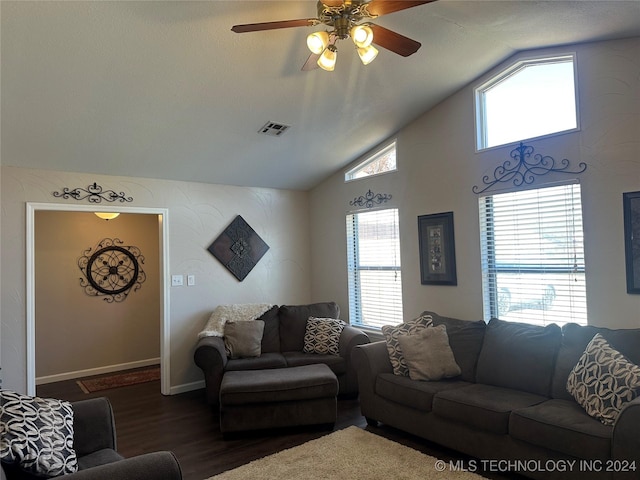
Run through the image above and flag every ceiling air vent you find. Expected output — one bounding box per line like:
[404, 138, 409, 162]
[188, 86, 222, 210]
[258, 121, 291, 137]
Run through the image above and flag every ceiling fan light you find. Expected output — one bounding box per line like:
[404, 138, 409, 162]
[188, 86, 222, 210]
[351, 25, 374, 48]
[307, 31, 329, 54]
[357, 44, 378, 65]
[317, 45, 337, 71]
[94, 212, 120, 220]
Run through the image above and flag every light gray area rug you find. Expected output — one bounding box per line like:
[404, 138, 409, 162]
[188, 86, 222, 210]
[207, 426, 486, 480]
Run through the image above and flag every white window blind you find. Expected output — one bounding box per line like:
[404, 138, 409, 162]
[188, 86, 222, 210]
[346, 208, 403, 329]
[479, 183, 587, 326]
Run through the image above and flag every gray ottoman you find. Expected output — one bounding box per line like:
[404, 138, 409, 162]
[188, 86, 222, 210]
[219, 363, 338, 435]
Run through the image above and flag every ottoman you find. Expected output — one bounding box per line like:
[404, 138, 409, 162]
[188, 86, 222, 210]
[219, 363, 338, 435]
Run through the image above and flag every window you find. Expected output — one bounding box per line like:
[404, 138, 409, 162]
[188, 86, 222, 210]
[345, 141, 396, 181]
[346, 208, 402, 329]
[475, 54, 578, 150]
[479, 184, 587, 326]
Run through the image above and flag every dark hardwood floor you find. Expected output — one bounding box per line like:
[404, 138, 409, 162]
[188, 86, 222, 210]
[37, 375, 519, 480]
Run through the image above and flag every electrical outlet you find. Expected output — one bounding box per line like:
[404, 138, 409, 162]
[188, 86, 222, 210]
[187, 275, 195, 286]
[171, 275, 184, 287]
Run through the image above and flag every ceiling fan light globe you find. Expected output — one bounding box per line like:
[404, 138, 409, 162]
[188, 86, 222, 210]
[307, 31, 329, 54]
[94, 212, 120, 220]
[351, 25, 374, 48]
[357, 45, 378, 65]
[317, 45, 337, 71]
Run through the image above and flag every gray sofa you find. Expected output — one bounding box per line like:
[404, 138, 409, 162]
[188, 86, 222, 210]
[194, 302, 370, 406]
[353, 311, 640, 480]
[1, 397, 182, 480]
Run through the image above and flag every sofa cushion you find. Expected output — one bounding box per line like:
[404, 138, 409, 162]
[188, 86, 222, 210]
[566, 333, 640, 426]
[432, 384, 547, 434]
[475, 318, 561, 396]
[510, 399, 612, 460]
[223, 320, 264, 358]
[0, 390, 78, 477]
[397, 325, 461, 381]
[376, 373, 470, 412]
[303, 317, 346, 355]
[279, 302, 340, 352]
[552, 322, 640, 400]
[381, 315, 433, 376]
[259, 305, 281, 353]
[428, 311, 486, 382]
[282, 352, 346, 375]
[77, 449, 124, 470]
[225, 352, 287, 371]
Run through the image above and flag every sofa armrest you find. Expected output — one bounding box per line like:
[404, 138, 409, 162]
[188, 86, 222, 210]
[337, 325, 370, 395]
[612, 396, 640, 479]
[352, 341, 392, 396]
[63, 452, 182, 480]
[72, 398, 117, 457]
[193, 336, 228, 405]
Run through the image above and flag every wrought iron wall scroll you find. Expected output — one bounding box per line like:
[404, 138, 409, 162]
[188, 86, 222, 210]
[349, 189, 392, 208]
[53, 182, 133, 203]
[472, 142, 587, 194]
[78, 238, 146, 302]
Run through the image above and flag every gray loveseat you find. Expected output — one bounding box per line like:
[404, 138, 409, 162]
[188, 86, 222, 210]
[353, 312, 640, 480]
[1, 397, 182, 480]
[194, 302, 369, 406]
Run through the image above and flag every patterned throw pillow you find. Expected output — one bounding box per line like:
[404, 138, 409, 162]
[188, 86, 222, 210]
[567, 334, 640, 426]
[303, 317, 346, 355]
[0, 390, 78, 477]
[381, 315, 433, 376]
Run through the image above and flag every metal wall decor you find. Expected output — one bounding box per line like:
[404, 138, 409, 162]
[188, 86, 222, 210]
[53, 182, 133, 203]
[472, 142, 587, 194]
[349, 189, 392, 208]
[623, 191, 640, 294]
[78, 238, 146, 302]
[208, 215, 270, 281]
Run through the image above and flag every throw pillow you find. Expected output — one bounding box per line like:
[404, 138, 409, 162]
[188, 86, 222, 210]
[567, 333, 640, 426]
[0, 390, 78, 477]
[303, 317, 346, 355]
[223, 320, 265, 359]
[397, 325, 461, 381]
[381, 314, 433, 376]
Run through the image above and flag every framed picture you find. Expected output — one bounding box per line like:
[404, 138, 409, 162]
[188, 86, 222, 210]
[418, 212, 457, 285]
[623, 191, 640, 294]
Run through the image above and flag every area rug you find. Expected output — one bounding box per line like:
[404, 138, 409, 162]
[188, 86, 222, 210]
[76, 366, 160, 393]
[206, 426, 486, 480]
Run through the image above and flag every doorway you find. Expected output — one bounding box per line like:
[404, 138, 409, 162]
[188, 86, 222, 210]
[26, 203, 170, 396]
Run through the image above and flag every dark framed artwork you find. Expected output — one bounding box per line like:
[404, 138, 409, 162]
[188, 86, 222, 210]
[623, 191, 640, 294]
[418, 212, 457, 285]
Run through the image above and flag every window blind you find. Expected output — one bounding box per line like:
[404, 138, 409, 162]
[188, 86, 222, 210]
[479, 183, 587, 326]
[346, 208, 403, 329]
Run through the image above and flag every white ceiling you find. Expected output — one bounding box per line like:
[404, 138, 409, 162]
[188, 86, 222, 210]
[2, 1, 639, 191]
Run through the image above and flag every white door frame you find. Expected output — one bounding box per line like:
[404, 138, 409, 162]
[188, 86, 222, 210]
[26, 203, 171, 396]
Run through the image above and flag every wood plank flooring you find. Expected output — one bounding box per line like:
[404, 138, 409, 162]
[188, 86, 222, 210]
[37, 377, 519, 480]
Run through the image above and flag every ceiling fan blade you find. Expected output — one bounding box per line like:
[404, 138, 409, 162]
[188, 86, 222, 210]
[301, 35, 336, 71]
[231, 18, 316, 33]
[367, 0, 436, 17]
[370, 24, 421, 57]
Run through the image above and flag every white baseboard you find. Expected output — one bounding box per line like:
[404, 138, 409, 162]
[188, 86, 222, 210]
[169, 380, 205, 395]
[35, 358, 161, 385]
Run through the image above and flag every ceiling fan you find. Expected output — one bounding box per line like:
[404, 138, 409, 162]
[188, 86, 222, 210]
[231, 0, 437, 71]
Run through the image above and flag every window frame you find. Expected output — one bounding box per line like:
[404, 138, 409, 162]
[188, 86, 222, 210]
[344, 139, 397, 182]
[474, 52, 580, 152]
[346, 206, 403, 330]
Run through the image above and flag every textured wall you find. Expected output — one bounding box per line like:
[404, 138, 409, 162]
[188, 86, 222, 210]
[310, 37, 640, 328]
[1, 169, 310, 393]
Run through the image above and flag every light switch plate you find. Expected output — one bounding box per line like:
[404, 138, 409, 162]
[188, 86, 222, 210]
[187, 275, 195, 286]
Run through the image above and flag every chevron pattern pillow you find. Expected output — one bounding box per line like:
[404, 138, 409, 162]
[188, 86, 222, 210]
[567, 333, 640, 426]
[303, 317, 346, 355]
[382, 314, 434, 376]
[0, 390, 78, 477]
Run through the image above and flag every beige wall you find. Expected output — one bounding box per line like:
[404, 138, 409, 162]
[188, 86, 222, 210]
[1, 169, 311, 393]
[310, 37, 640, 329]
[35, 211, 160, 380]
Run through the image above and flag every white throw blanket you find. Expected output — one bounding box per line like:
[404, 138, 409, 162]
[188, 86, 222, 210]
[198, 303, 273, 338]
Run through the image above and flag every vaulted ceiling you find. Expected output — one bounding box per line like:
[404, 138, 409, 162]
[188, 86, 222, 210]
[2, 1, 639, 190]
